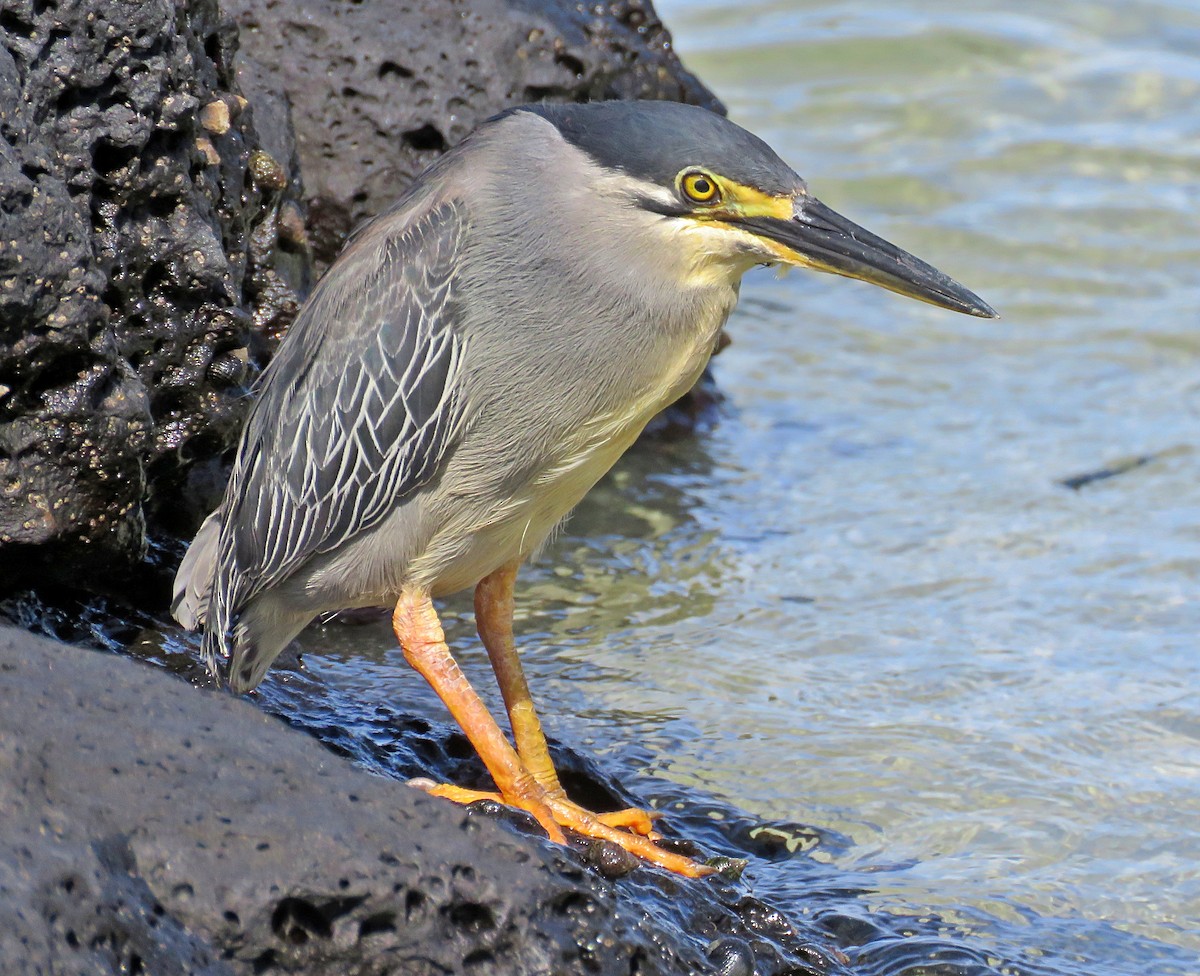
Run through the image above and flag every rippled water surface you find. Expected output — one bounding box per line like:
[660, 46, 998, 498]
[202, 4, 1200, 973]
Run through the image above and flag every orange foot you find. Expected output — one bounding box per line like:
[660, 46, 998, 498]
[409, 779, 712, 878]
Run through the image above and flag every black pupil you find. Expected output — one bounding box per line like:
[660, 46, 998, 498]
[692, 177, 711, 196]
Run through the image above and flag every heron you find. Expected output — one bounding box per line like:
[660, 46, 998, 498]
[173, 99, 996, 877]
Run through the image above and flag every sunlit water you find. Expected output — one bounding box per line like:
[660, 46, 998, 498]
[169, 3, 1200, 974]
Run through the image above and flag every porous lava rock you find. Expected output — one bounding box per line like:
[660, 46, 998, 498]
[226, 0, 723, 267]
[0, 0, 304, 593]
[0, 624, 851, 975]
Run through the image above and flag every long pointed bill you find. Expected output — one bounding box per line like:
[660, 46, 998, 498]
[734, 197, 998, 318]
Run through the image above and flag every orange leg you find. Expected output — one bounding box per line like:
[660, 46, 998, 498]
[395, 586, 710, 877]
[393, 589, 564, 843]
[474, 561, 662, 838]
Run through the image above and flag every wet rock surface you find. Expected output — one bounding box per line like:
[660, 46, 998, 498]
[0, 624, 853, 975]
[0, 0, 304, 590]
[0, 37, 149, 588]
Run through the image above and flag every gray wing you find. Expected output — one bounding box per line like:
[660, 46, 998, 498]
[207, 200, 468, 646]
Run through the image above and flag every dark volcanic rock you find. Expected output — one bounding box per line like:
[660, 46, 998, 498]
[0, 0, 720, 599]
[1, 624, 727, 975]
[226, 0, 723, 266]
[0, 623, 857, 974]
[0, 0, 303, 589]
[0, 40, 151, 586]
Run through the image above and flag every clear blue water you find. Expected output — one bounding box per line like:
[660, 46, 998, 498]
[155, 3, 1200, 973]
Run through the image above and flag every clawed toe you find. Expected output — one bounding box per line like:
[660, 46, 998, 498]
[594, 806, 663, 837]
[408, 778, 566, 843]
[544, 796, 714, 878]
[413, 779, 710, 877]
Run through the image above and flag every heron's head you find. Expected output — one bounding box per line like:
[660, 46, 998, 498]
[511, 101, 996, 318]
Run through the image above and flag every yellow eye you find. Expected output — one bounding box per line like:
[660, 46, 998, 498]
[680, 170, 720, 204]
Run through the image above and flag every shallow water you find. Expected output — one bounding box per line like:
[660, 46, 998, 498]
[153, 3, 1199, 973]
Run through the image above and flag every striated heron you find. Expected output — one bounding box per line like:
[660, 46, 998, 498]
[173, 100, 996, 877]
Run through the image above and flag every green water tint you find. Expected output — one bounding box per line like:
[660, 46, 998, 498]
[254, 2, 1199, 973]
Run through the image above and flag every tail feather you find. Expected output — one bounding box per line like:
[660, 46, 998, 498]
[225, 598, 312, 693]
[172, 511, 221, 631]
[173, 508, 313, 692]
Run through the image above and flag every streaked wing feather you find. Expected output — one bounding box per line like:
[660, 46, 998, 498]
[209, 201, 468, 646]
